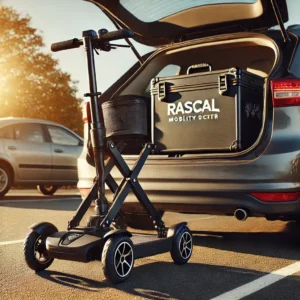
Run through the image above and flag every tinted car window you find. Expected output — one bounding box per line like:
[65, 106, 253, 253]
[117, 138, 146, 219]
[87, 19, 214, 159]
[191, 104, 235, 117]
[48, 125, 80, 146]
[0, 125, 14, 139]
[14, 123, 44, 143]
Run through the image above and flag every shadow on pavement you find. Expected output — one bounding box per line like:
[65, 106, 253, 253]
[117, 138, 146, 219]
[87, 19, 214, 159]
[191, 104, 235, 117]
[34, 223, 300, 299]
[37, 270, 110, 292]
[192, 221, 300, 261]
[37, 261, 300, 300]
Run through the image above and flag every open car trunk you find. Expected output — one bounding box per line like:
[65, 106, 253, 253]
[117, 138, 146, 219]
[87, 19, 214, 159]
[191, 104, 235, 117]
[87, 0, 289, 46]
[88, 0, 288, 157]
[109, 32, 280, 156]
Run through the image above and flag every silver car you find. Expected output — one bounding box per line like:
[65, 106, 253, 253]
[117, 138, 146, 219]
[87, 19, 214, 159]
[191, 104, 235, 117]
[0, 117, 83, 197]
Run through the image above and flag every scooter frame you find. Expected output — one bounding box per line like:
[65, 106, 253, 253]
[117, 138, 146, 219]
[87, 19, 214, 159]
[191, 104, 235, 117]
[67, 29, 166, 237]
[25, 28, 193, 284]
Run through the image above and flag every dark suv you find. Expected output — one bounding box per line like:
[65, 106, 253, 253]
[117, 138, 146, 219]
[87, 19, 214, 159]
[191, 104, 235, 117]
[78, 0, 300, 228]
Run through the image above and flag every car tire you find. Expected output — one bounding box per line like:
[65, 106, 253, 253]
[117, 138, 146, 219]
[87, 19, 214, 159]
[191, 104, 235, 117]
[102, 235, 134, 284]
[171, 226, 193, 265]
[37, 185, 59, 196]
[0, 164, 12, 198]
[24, 230, 54, 271]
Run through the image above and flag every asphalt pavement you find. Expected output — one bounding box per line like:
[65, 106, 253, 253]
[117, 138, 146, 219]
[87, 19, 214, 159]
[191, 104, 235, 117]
[1, 189, 300, 300]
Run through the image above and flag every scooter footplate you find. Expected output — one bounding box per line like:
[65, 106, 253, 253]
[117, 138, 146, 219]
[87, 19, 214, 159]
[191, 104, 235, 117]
[131, 234, 172, 259]
[46, 231, 104, 262]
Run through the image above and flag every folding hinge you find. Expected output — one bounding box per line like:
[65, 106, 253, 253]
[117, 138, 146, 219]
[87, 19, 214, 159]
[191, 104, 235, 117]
[84, 92, 102, 97]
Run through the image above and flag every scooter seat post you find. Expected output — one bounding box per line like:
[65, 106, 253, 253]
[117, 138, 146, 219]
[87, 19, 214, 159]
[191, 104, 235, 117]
[83, 29, 108, 218]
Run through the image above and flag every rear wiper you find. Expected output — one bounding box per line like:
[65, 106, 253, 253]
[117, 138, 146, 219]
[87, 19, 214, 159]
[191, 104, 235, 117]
[270, 0, 291, 43]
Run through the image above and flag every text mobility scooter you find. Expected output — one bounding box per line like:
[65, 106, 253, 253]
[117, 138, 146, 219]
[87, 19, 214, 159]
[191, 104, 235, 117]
[23, 28, 193, 284]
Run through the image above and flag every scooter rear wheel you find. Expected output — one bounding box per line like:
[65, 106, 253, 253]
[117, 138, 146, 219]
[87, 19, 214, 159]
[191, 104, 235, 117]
[171, 226, 193, 265]
[102, 235, 134, 284]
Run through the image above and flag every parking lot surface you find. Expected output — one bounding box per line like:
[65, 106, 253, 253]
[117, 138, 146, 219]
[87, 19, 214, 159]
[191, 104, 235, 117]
[1, 190, 300, 299]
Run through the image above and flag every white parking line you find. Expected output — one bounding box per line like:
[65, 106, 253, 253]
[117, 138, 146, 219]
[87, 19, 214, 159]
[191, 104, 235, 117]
[211, 261, 300, 300]
[0, 197, 80, 204]
[0, 239, 24, 246]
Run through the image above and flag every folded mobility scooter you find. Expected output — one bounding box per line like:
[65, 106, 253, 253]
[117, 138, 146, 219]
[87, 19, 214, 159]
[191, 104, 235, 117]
[24, 28, 193, 284]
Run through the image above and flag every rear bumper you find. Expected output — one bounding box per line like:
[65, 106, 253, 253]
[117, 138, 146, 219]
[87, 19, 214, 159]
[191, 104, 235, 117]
[77, 149, 300, 216]
[141, 192, 300, 216]
[77, 187, 300, 217]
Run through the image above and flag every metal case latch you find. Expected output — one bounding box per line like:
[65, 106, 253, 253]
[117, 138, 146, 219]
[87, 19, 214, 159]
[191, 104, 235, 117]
[158, 82, 166, 101]
[218, 74, 228, 96]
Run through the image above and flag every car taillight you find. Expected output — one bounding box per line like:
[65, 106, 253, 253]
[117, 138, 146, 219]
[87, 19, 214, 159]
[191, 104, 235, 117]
[250, 192, 300, 202]
[271, 79, 300, 107]
[82, 101, 90, 123]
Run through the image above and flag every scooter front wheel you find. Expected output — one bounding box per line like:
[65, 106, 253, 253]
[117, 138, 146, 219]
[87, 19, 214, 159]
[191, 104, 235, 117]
[24, 231, 54, 271]
[102, 235, 134, 284]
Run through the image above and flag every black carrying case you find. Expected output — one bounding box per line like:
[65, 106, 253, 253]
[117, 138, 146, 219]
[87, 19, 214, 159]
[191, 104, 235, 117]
[151, 67, 265, 153]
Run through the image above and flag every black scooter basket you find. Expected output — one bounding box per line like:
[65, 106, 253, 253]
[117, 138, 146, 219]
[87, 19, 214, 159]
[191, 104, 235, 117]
[102, 95, 148, 142]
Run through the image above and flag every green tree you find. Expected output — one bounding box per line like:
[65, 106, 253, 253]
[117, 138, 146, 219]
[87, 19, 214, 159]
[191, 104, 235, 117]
[0, 6, 83, 136]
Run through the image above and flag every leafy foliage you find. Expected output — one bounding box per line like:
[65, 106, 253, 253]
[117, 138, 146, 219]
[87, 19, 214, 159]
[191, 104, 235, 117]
[0, 6, 83, 136]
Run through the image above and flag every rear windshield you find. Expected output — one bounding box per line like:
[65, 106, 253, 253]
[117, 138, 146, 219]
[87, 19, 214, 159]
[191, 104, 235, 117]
[120, 0, 258, 22]
[286, 0, 299, 26]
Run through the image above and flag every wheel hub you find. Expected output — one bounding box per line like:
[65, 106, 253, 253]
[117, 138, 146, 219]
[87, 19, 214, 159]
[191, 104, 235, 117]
[114, 241, 133, 278]
[34, 237, 51, 264]
[179, 231, 192, 260]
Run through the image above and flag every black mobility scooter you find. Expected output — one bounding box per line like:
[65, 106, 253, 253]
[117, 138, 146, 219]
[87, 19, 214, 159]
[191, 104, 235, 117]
[23, 29, 193, 284]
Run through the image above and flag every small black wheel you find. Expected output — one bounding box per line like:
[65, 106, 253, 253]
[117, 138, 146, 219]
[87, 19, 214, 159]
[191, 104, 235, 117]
[102, 235, 134, 284]
[0, 165, 12, 198]
[37, 185, 58, 195]
[24, 231, 54, 271]
[171, 226, 193, 265]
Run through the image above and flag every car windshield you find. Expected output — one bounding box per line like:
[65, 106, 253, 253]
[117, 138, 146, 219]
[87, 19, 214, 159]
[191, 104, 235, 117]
[120, 0, 258, 22]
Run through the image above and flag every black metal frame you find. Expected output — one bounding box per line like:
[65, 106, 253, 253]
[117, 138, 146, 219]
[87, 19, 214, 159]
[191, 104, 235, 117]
[68, 141, 166, 236]
[68, 29, 166, 237]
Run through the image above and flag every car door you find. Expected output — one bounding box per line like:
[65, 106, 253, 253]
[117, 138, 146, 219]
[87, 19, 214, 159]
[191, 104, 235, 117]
[46, 124, 83, 182]
[4, 122, 52, 181]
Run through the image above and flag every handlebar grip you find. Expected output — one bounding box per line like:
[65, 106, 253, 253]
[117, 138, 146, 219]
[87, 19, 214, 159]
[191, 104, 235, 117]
[99, 29, 134, 42]
[51, 38, 82, 52]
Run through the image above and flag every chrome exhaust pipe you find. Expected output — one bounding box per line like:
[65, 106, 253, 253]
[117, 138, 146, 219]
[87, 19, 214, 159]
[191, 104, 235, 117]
[234, 208, 248, 221]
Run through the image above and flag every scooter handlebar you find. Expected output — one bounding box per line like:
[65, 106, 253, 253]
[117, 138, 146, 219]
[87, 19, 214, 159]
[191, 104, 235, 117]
[99, 29, 134, 41]
[51, 38, 83, 52]
[51, 29, 134, 52]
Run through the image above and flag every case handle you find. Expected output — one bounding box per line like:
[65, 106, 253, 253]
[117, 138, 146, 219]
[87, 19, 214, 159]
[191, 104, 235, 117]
[187, 63, 212, 74]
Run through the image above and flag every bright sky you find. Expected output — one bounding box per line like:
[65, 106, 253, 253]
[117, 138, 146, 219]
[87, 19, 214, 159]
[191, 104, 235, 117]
[1, 0, 152, 98]
[1, 0, 300, 98]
